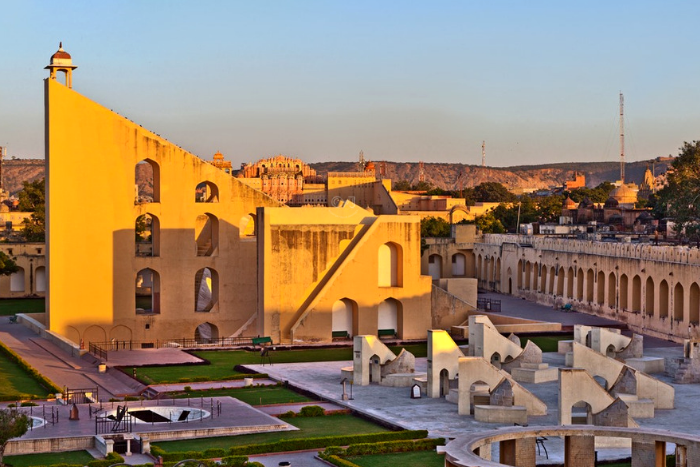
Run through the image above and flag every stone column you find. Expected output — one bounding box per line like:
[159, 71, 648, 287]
[675, 444, 687, 467]
[564, 435, 595, 467]
[500, 437, 536, 467]
[631, 440, 665, 467]
[476, 442, 491, 461]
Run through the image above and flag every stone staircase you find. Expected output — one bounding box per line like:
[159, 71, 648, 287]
[674, 358, 696, 384]
[197, 239, 212, 256]
[141, 386, 160, 400]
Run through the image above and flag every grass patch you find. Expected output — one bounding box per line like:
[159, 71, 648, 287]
[0, 351, 51, 400]
[170, 386, 312, 405]
[349, 450, 444, 467]
[5, 450, 94, 467]
[0, 298, 44, 316]
[154, 413, 390, 452]
[522, 335, 573, 352]
[129, 345, 426, 384]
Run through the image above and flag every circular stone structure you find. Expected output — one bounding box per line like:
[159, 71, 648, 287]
[103, 406, 211, 424]
[30, 417, 46, 429]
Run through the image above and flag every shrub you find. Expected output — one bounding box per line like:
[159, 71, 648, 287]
[318, 455, 359, 467]
[183, 386, 192, 392]
[202, 448, 226, 458]
[299, 405, 325, 417]
[0, 340, 61, 396]
[220, 456, 248, 466]
[20, 401, 38, 407]
[281, 410, 296, 418]
[245, 463, 264, 467]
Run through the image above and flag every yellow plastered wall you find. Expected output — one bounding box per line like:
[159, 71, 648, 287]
[258, 204, 432, 343]
[45, 79, 282, 345]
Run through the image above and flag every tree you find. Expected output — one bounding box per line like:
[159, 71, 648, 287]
[0, 252, 18, 277]
[0, 409, 30, 466]
[420, 216, 451, 238]
[656, 141, 700, 237]
[392, 180, 411, 191]
[473, 182, 517, 203]
[18, 179, 45, 242]
[475, 211, 506, 234]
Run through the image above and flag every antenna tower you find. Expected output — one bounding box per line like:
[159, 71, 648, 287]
[418, 161, 425, 183]
[357, 150, 365, 172]
[619, 92, 625, 183]
[482, 141, 485, 167]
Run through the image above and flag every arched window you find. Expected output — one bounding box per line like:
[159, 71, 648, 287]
[195, 213, 219, 256]
[195, 322, 219, 344]
[632, 275, 641, 312]
[690, 283, 700, 325]
[35, 266, 46, 293]
[428, 254, 442, 281]
[10, 267, 24, 292]
[136, 213, 160, 256]
[645, 277, 655, 317]
[195, 181, 219, 203]
[674, 283, 684, 322]
[619, 274, 628, 310]
[659, 280, 669, 319]
[136, 268, 160, 314]
[195, 267, 218, 312]
[378, 242, 403, 287]
[135, 159, 160, 204]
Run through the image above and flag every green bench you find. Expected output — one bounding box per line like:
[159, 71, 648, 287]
[378, 329, 396, 338]
[252, 336, 272, 347]
[332, 331, 350, 339]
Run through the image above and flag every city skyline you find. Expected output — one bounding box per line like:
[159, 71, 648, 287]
[2, 1, 700, 168]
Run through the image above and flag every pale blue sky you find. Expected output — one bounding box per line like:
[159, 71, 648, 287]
[2, 1, 700, 167]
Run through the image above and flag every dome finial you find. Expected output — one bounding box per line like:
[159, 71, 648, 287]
[59, 41, 63, 49]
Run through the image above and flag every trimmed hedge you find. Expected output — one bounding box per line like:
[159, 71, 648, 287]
[0, 339, 62, 398]
[319, 438, 445, 467]
[22, 452, 126, 467]
[151, 430, 429, 461]
[319, 455, 359, 467]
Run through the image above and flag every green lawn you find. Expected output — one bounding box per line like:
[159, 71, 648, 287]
[4, 450, 94, 467]
[130, 345, 426, 384]
[170, 386, 312, 405]
[0, 351, 52, 400]
[154, 414, 390, 452]
[522, 335, 573, 352]
[0, 298, 45, 316]
[349, 450, 444, 467]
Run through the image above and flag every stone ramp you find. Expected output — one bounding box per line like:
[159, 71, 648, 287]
[0, 320, 142, 399]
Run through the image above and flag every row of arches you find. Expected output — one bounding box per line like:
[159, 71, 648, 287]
[67, 322, 220, 347]
[135, 212, 257, 257]
[135, 160, 222, 205]
[515, 259, 700, 324]
[331, 297, 401, 337]
[427, 253, 469, 280]
[6, 266, 45, 294]
[136, 267, 218, 314]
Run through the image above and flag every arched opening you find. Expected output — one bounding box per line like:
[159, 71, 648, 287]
[195, 181, 219, 203]
[597, 271, 605, 305]
[495, 258, 501, 283]
[540, 266, 548, 293]
[645, 277, 655, 317]
[195, 213, 218, 256]
[517, 260, 523, 289]
[605, 345, 616, 358]
[110, 325, 132, 342]
[490, 352, 502, 369]
[239, 213, 257, 237]
[35, 266, 46, 293]
[378, 242, 403, 287]
[556, 267, 564, 296]
[194, 322, 219, 344]
[632, 275, 641, 312]
[571, 401, 593, 425]
[136, 268, 160, 314]
[620, 274, 628, 310]
[608, 273, 616, 308]
[135, 213, 160, 257]
[83, 325, 107, 347]
[10, 268, 24, 292]
[332, 298, 356, 338]
[195, 268, 218, 312]
[439, 368, 450, 397]
[428, 254, 442, 280]
[378, 298, 401, 336]
[576, 267, 584, 301]
[690, 283, 700, 325]
[593, 375, 608, 390]
[369, 354, 381, 383]
[508, 278, 512, 294]
[586, 269, 594, 302]
[674, 283, 684, 322]
[135, 159, 160, 203]
[451, 253, 466, 277]
[524, 262, 531, 290]
[659, 280, 669, 319]
[566, 267, 574, 299]
[548, 266, 555, 294]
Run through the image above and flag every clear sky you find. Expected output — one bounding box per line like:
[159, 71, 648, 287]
[2, 1, 700, 167]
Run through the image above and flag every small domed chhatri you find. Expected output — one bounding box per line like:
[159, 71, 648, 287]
[45, 42, 77, 89]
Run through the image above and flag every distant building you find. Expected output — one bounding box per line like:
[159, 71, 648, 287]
[564, 172, 586, 190]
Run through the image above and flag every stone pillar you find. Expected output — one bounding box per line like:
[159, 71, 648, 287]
[140, 435, 150, 454]
[631, 440, 665, 467]
[500, 438, 536, 467]
[675, 444, 687, 467]
[564, 435, 595, 467]
[476, 442, 491, 461]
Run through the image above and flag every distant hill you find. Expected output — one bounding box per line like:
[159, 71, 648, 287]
[310, 159, 672, 191]
[0, 158, 672, 196]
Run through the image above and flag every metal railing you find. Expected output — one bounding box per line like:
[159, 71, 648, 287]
[89, 337, 255, 360]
